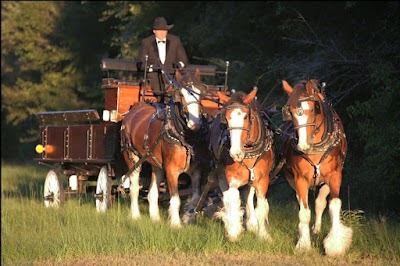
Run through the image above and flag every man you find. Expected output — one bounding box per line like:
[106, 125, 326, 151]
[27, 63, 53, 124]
[138, 17, 189, 96]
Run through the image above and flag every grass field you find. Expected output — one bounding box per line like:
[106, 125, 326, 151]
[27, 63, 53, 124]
[1, 162, 399, 265]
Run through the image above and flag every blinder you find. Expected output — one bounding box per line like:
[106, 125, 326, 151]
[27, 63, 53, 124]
[220, 109, 227, 124]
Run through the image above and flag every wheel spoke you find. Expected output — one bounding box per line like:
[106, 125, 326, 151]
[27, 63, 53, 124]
[44, 170, 63, 208]
[96, 166, 111, 213]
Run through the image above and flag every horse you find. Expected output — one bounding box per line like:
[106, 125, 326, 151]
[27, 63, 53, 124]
[121, 68, 210, 228]
[280, 79, 352, 256]
[209, 87, 274, 241]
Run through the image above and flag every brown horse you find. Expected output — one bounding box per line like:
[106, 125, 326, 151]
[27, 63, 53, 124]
[121, 68, 209, 228]
[281, 79, 352, 256]
[210, 88, 274, 241]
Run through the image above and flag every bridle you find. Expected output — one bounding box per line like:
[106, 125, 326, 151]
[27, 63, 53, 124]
[222, 103, 252, 142]
[171, 77, 208, 125]
[282, 94, 323, 141]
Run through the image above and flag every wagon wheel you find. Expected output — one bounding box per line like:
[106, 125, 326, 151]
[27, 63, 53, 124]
[95, 166, 112, 213]
[44, 170, 64, 208]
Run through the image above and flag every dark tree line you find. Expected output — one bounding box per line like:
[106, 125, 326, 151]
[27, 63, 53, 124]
[2, 1, 399, 215]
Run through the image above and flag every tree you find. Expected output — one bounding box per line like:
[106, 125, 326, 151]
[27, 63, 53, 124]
[1, 1, 111, 159]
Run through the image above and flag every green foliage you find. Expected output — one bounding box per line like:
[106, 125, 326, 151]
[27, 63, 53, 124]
[1, 1, 111, 154]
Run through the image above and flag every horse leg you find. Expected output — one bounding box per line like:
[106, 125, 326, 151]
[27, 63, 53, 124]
[245, 186, 258, 233]
[128, 154, 142, 220]
[312, 183, 330, 235]
[165, 167, 182, 228]
[221, 183, 244, 242]
[182, 166, 202, 225]
[295, 178, 312, 252]
[148, 166, 164, 222]
[254, 183, 271, 241]
[323, 176, 353, 256]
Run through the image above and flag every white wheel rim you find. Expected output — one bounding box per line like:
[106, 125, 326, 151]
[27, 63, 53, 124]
[96, 166, 110, 213]
[44, 170, 61, 208]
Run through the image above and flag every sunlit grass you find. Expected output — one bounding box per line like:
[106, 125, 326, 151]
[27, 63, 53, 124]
[1, 162, 399, 265]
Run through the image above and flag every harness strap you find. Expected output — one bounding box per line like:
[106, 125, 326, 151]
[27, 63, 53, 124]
[300, 130, 341, 190]
[240, 148, 266, 185]
[269, 157, 286, 184]
[124, 128, 165, 178]
[194, 168, 217, 213]
[142, 112, 164, 169]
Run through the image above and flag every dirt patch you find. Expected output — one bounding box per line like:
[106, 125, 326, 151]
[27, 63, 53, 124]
[26, 251, 383, 266]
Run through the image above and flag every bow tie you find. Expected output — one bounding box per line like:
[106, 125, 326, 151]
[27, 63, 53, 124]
[157, 40, 166, 43]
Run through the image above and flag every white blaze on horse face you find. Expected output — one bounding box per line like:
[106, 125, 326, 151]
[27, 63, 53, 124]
[181, 87, 201, 131]
[294, 101, 311, 151]
[228, 108, 246, 162]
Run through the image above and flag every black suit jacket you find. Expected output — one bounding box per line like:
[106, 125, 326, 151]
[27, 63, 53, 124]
[138, 34, 189, 92]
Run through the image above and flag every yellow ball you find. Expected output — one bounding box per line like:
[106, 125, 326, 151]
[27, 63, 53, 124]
[35, 144, 44, 154]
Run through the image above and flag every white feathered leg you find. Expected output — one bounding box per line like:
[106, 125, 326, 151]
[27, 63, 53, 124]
[168, 194, 182, 228]
[312, 184, 330, 234]
[148, 167, 163, 222]
[221, 187, 244, 241]
[245, 186, 258, 233]
[324, 198, 353, 256]
[255, 189, 271, 241]
[129, 156, 142, 220]
[296, 198, 312, 252]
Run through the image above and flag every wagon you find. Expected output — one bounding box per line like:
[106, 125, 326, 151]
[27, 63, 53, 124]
[33, 58, 230, 212]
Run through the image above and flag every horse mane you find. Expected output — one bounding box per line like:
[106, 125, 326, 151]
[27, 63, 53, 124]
[180, 70, 207, 93]
[227, 90, 260, 111]
[287, 79, 321, 106]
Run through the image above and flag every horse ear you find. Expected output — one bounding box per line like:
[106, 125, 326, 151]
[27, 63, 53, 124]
[243, 87, 258, 105]
[282, 80, 293, 95]
[195, 68, 201, 79]
[217, 91, 230, 104]
[175, 70, 183, 81]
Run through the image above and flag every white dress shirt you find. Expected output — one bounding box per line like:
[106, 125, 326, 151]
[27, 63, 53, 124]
[156, 37, 166, 64]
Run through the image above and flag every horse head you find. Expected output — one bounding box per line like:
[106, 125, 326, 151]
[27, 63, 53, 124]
[217, 88, 258, 162]
[282, 79, 325, 152]
[174, 68, 207, 131]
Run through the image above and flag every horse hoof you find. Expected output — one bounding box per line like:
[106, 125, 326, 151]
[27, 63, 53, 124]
[324, 225, 353, 256]
[182, 213, 196, 224]
[150, 216, 161, 223]
[225, 232, 241, 242]
[259, 232, 272, 242]
[295, 240, 312, 252]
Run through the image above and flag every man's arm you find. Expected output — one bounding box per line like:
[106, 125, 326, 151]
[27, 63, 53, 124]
[137, 39, 148, 71]
[175, 36, 189, 68]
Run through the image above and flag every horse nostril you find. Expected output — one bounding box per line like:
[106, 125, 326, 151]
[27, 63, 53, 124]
[297, 143, 309, 152]
[188, 120, 200, 131]
[230, 151, 244, 162]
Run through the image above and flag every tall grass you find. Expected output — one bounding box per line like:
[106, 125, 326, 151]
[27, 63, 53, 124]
[1, 162, 399, 265]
